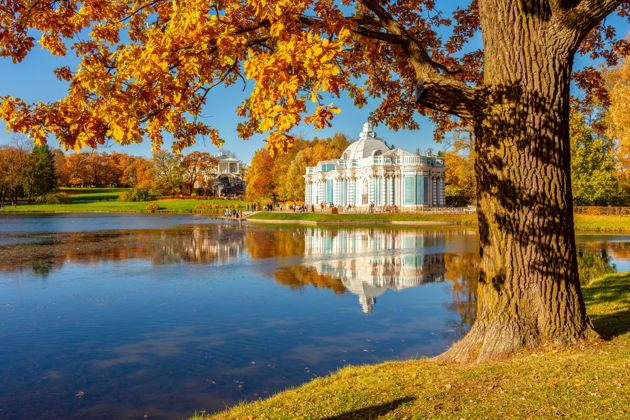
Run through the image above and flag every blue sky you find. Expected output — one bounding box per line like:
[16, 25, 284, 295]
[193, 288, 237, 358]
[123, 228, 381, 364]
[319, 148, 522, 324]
[0, 38, 447, 163]
[0, 3, 627, 164]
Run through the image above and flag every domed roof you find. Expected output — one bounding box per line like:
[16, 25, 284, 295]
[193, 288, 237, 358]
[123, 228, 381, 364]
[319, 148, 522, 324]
[341, 122, 390, 160]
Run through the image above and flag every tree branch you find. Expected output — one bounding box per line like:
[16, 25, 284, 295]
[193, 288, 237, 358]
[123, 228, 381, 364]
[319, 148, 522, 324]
[356, 0, 484, 119]
[557, 0, 624, 43]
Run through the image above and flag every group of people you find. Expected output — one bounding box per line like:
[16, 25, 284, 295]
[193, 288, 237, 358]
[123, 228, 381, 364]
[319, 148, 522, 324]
[223, 208, 242, 219]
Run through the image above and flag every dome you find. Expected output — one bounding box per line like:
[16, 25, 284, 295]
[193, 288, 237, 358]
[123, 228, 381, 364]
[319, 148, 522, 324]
[341, 122, 390, 160]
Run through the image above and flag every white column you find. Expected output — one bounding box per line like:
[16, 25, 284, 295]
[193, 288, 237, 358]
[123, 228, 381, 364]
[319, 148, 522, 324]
[319, 181, 325, 205]
[425, 172, 433, 207]
[389, 176, 394, 205]
[368, 176, 374, 204]
[380, 176, 386, 205]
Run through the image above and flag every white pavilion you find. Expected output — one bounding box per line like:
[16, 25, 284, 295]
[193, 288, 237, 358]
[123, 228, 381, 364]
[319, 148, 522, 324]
[304, 122, 446, 210]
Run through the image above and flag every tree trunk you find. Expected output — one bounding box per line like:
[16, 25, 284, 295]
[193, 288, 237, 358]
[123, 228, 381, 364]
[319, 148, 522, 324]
[438, 1, 599, 363]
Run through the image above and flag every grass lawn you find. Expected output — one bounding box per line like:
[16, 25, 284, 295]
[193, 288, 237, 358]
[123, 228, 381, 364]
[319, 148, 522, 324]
[196, 272, 630, 419]
[574, 214, 630, 231]
[247, 211, 477, 225]
[0, 188, 250, 213]
[248, 211, 630, 231]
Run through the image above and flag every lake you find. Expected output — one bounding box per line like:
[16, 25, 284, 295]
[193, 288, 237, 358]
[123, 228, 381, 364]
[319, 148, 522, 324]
[1, 214, 628, 419]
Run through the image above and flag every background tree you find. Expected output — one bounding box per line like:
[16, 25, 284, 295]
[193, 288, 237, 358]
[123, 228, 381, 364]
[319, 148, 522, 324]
[123, 157, 154, 190]
[603, 54, 630, 175]
[182, 151, 218, 194]
[24, 145, 57, 198]
[152, 151, 185, 194]
[1, 0, 628, 363]
[0, 143, 31, 204]
[245, 149, 276, 201]
[570, 112, 618, 205]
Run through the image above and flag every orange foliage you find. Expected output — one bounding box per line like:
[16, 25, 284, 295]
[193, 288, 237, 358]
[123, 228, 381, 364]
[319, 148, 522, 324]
[2, 1, 625, 153]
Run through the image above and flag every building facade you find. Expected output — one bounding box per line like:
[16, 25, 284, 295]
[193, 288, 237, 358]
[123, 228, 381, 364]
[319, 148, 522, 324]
[304, 123, 446, 210]
[196, 152, 245, 196]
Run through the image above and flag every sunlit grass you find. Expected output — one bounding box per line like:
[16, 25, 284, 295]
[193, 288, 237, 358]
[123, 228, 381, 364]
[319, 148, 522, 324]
[195, 272, 630, 419]
[247, 211, 477, 224]
[248, 212, 630, 231]
[0, 188, 250, 213]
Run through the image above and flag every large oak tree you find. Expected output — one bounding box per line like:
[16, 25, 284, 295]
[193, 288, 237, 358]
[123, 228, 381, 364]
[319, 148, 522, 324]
[1, 0, 628, 362]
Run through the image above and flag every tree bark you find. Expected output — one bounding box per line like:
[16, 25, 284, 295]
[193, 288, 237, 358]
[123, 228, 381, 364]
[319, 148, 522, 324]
[438, 0, 600, 363]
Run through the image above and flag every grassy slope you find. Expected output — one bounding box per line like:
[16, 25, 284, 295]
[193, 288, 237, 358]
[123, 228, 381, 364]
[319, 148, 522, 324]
[199, 272, 630, 419]
[0, 188, 249, 213]
[248, 212, 630, 231]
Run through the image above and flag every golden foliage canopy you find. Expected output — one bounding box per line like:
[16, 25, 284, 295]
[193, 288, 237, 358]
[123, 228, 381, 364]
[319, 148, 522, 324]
[1, 0, 628, 153]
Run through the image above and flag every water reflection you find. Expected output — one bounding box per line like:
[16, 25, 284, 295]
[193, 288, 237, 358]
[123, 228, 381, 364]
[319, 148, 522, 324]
[3, 216, 630, 419]
[300, 229, 445, 313]
[443, 253, 479, 340]
[577, 243, 617, 284]
[2, 225, 625, 314]
[0, 224, 245, 277]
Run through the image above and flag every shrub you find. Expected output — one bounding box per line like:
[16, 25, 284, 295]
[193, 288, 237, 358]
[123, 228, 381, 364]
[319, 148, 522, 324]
[131, 188, 150, 201]
[34, 192, 71, 204]
[118, 191, 133, 202]
[119, 188, 150, 202]
[145, 203, 160, 212]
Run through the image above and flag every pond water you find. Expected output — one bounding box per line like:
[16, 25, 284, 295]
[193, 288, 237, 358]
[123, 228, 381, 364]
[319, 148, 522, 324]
[1, 214, 629, 419]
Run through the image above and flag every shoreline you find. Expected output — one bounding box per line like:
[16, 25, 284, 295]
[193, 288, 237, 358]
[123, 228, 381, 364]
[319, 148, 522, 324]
[2, 210, 630, 231]
[246, 218, 454, 226]
[197, 272, 630, 420]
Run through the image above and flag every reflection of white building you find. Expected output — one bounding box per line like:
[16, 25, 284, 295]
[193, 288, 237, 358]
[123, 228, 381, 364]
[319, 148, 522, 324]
[304, 123, 446, 210]
[160, 224, 244, 265]
[303, 229, 445, 313]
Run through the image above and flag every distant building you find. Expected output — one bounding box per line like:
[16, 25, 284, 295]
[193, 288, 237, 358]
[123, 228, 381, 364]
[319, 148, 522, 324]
[304, 122, 446, 209]
[210, 153, 241, 176]
[197, 152, 245, 197]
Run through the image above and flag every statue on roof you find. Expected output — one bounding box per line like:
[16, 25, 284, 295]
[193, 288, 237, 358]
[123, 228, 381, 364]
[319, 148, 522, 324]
[360, 121, 376, 140]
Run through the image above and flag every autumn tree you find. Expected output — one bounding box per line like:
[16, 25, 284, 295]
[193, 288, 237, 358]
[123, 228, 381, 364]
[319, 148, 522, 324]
[245, 148, 276, 201]
[279, 133, 351, 201]
[603, 54, 630, 173]
[1, 0, 629, 362]
[152, 151, 185, 194]
[0, 143, 31, 203]
[182, 151, 218, 193]
[123, 157, 154, 190]
[570, 112, 618, 205]
[246, 134, 350, 201]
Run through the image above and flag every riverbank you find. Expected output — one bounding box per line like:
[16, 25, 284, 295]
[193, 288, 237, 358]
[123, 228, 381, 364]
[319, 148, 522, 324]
[2, 189, 629, 231]
[246, 211, 477, 226]
[247, 212, 630, 231]
[0, 188, 249, 214]
[196, 272, 630, 419]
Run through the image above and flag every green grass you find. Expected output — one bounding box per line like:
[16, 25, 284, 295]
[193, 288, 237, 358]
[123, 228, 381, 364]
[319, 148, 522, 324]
[0, 188, 250, 213]
[248, 212, 630, 231]
[196, 272, 630, 420]
[574, 214, 630, 231]
[247, 211, 477, 225]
